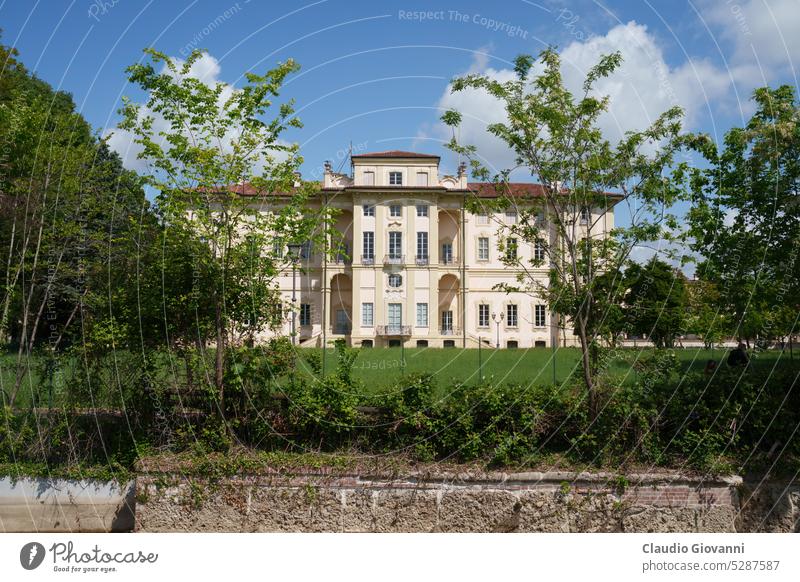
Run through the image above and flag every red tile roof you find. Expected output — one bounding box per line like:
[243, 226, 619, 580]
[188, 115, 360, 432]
[206, 180, 620, 200]
[467, 182, 548, 197]
[350, 150, 440, 159]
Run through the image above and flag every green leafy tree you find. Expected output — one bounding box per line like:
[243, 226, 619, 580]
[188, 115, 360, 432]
[623, 258, 688, 348]
[687, 86, 800, 347]
[441, 49, 688, 418]
[0, 38, 148, 404]
[118, 48, 332, 408]
[685, 277, 728, 349]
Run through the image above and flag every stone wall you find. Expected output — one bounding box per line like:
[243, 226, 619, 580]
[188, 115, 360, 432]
[134, 470, 800, 533]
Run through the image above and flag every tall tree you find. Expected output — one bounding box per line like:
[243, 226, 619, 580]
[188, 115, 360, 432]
[441, 49, 688, 418]
[624, 258, 688, 349]
[0, 38, 148, 404]
[688, 86, 800, 347]
[118, 48, 331, 408]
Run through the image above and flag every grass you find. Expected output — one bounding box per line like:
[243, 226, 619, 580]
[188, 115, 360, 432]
[2, 346, 795, 406]
[294, 345, 793, 391]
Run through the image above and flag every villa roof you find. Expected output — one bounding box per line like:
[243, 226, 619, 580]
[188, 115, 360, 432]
[209, 181, 621, 201]
[350, 150, 440, 159]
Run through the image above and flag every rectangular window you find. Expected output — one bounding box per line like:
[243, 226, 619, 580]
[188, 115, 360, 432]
[506, 209, 518, 224]
[272, 239, 284, 259]
[416, 172, 428, 187]
[363, 204, 375, 217]
[505, 238, 517, 261]
[416, 204, 428, 217]
[477, 211, 489, 225]
[478, 304, 490, 328]
[441, 242, 453, 264]
[416, 303, 428, 327]
[390, 204, 402, 218]
[580, 206, 590, 224]
[388, 303, 402, 329]
[362, 303, 374, 326]
[534, 240, 545, 262]
[441, 310, 453, 332]
[506, 304, 518, 328]
[363, 171, 375, 186]
[362, 231, 374, 262]
[534, 304, 546, 327]
[478, 237, 489, 261]
[389, 171, 403, 185]
[299, 304, 311, 326]
[300, 240, 312, 260]
[389, 231, 402, 258]
[416, 232, 428, 260]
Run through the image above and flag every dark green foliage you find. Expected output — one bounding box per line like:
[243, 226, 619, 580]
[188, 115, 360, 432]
[624, 258, 689, 348]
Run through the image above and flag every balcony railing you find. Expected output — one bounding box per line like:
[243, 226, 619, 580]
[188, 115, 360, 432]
[439, 255, 458, 265]
[361, 254, 375, 265]
[415, 254, 429, 266]
[331, 254, 352, 265]
[440, 327, 461, 336]
[383, 254, 405, 266]
[376, 325, 411, 336]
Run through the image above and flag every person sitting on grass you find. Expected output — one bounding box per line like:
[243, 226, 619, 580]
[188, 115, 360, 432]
[727, 343, 750, 367]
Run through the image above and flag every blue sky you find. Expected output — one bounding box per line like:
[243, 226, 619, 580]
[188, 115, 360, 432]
[2, 0, 798, 181]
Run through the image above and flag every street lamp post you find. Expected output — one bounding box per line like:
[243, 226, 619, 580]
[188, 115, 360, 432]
[286, 243, 302, 346]
[492, 312, 504, 349]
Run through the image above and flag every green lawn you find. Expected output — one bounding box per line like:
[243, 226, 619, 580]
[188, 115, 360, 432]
[2, 346, 794, 407]
[295, 345, 792, 391]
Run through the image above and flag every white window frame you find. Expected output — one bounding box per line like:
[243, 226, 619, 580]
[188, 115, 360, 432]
[363, 171, 375, 186]
[388, 273, 402, 288]
[362, 302, 374, 327]
[416, 172, 428, 187]
[416, 204, 428, 217]
[389, 231, 403, 258]
[506, 304, 518, 328]
[389, 171, 403, 185]
[506, 209, 518, 224]
[363, 231, 374, 260]
[416, 303, 428, 327]
[477, 211, 489, 225]
[478, 304, 490, 328]
[534, 304, 547, 327]
[416, 231, 428, 259]
[477, 237, 489, 261]
[389, 204, 402, 218]
[580, 206, 590, 225]
[534, 240, 545, 262]
[363, 204, 375, 217]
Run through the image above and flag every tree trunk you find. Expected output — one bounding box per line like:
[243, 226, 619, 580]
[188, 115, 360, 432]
[214, 297, 225, 410]
[576, 315, 597, 421]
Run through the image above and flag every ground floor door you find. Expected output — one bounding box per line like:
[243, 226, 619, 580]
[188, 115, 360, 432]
[335, 309, 350, 334]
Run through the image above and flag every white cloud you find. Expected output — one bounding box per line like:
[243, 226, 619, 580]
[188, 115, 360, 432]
[701, 0, 800, 84]
[424, 22, 731, 172]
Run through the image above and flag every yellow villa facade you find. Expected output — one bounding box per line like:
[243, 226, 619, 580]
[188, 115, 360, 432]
[271, 150, 617, 349]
